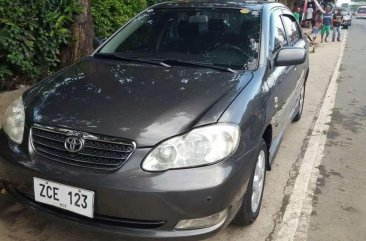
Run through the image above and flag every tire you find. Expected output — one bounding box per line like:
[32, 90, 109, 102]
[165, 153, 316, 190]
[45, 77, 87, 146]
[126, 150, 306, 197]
[232, 139, 267, 226]
[292, 82, 306, 122]
[344, 25, 349, 29]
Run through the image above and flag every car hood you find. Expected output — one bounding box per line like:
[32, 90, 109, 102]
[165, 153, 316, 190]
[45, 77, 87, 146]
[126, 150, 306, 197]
[25, 58, 253, 147]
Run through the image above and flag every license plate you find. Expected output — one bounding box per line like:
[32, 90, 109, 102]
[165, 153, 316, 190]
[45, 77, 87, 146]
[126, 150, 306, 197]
[33, 177, 95, 218]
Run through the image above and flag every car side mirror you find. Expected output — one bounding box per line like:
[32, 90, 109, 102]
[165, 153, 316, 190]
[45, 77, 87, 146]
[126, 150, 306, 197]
[275, 47, 306, 66]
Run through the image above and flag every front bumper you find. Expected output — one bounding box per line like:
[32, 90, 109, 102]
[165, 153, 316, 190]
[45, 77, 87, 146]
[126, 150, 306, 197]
[0, 129, 257, 240]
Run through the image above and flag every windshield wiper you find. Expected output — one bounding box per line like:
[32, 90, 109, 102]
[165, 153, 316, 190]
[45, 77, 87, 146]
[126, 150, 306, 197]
[159, 59, 237, 73]
[94, 54, 238, 73]
[94, 53, 171, 67]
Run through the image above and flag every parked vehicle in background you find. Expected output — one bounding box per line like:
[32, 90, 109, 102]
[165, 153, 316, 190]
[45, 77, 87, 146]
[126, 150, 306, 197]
[341, 9, 352, 28]
[356, 6, 366, 18]
[341, 3, 349, 9]
[0, 0, 309, 240]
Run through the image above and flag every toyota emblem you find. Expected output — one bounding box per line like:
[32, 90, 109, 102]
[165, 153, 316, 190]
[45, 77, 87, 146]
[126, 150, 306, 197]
[64, 137, 84, 153]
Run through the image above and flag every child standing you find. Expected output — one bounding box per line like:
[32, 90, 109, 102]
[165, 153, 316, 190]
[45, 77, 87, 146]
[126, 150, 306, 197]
[332, 8, 343, 42]
[312, 20, 322, 42]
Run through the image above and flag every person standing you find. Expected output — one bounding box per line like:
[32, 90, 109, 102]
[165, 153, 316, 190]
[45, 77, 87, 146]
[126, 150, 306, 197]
[312, 19, 322, 42]
[321, 6, 333, 43]
[294, 7, 301, 22]
[314, 10, 323, 23]
[306, 6, 314, 27]
[332, 8, 343, 42]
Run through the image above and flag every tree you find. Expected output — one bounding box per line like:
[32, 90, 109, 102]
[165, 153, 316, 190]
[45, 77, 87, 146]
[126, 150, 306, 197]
[0, 0, 82, 90]
[91, 0, 147, 38]
[60, 0, 95, 67]
[0, 0, 152, 90]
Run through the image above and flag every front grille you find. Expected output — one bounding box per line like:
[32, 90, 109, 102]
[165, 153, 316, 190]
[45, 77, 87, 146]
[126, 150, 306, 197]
[30, 125, 135, 170]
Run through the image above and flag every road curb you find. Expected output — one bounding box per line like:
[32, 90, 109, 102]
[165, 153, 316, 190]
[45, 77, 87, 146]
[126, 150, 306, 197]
[274, 31, 348, 241]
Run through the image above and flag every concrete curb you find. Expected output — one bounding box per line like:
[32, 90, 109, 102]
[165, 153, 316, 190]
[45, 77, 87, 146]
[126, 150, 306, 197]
[275, 31, 348, 241]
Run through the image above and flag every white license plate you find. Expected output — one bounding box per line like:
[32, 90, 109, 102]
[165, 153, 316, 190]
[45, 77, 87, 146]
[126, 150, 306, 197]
[33, 177, 95, 218]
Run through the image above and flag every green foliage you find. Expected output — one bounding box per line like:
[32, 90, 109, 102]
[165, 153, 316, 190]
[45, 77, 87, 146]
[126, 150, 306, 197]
[0, 0, 171, 90]
[91, 0, 147, 38]
[0, 0, 81, 90]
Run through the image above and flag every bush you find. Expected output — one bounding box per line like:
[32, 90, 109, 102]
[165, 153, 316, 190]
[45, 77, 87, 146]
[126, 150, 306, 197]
[0, 0, 81, 90]
[91, 0, 147, 39]
[0, 0, 165, 91]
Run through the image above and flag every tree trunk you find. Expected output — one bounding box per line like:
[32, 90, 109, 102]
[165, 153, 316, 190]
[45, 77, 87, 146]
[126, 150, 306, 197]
[60, 0, 95, 67]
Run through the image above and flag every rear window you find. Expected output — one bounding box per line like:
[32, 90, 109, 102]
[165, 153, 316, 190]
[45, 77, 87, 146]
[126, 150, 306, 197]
[358, 8, 366, 13]
[99, 8, 261, 70]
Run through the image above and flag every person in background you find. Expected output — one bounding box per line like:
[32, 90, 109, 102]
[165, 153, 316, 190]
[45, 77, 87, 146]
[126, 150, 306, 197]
[332, 8, 343, 42]
[312, 19, 322, 42]
[306, 5, 314, 27]
[321, 6, 333, 43]
[314, 9, 323, 23]
[294, 7, 301, 22]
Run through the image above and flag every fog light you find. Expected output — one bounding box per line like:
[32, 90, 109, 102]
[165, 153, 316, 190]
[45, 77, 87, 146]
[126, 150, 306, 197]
[175, 209, 228, 230]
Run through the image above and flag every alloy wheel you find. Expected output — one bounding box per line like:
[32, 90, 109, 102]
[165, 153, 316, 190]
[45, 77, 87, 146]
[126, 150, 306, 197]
[251, 149, 266, 213]
[299, 85, 305, 116]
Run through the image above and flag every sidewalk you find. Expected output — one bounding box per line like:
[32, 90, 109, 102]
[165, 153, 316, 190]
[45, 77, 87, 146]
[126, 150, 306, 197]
[303, 26, 347, 53]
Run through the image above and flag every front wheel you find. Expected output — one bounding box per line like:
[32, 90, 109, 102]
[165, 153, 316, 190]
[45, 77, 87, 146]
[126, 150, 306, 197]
[292, 83, 306, 122]
[232, 139, 267, 226]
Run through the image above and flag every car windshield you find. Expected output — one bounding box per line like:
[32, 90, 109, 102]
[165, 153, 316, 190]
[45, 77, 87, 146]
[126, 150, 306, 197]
[358, 8, 366, 13]
[98, 8, 261, 71]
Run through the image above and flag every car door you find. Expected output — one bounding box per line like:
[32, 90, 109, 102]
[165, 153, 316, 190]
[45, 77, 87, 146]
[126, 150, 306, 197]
[266, 9, 291, 153]
[281, 13, 307, 121]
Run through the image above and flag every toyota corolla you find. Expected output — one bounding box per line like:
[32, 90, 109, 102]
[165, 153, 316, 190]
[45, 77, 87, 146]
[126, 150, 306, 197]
[0, 1, 309, 240]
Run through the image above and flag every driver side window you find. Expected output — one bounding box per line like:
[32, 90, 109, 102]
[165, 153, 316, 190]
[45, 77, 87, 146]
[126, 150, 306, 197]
[281, 15, 301, 45]
[272, 13, 288, 53]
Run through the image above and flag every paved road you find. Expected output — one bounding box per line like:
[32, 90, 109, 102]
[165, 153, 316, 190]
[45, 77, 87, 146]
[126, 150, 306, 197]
[305, 18, 366, 241]
[0, 20, 364, 241]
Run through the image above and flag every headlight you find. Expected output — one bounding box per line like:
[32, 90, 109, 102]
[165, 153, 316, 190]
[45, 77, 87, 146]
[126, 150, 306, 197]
[142, 123, 240, 171]
[0, 96, 25, 144]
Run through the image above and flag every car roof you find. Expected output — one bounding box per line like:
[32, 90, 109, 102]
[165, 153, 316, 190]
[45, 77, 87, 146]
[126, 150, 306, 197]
[151, 0, 272, 11]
